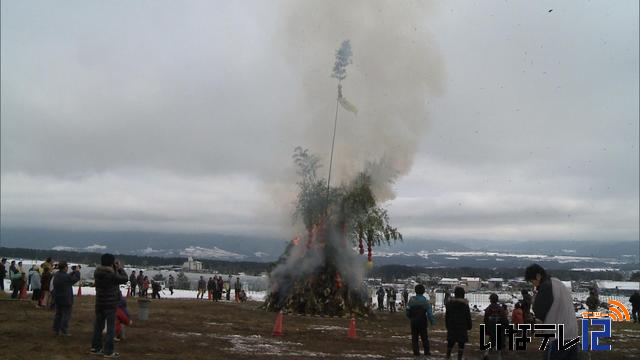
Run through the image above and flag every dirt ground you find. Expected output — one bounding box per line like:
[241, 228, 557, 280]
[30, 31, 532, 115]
[1, 295, 639, 359]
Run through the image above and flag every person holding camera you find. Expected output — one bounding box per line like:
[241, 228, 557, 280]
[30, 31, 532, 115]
[91, 254, 128, 357]
[52, 261, 81, 336]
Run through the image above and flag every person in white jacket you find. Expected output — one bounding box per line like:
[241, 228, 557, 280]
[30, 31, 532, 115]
[525, 264, 578, 360]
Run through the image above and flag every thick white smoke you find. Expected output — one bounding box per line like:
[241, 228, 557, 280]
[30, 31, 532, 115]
[279, 0, 445, 200]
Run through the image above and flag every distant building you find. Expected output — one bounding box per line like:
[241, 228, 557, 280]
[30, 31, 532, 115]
[595, 280, 640, 296]
[461, 277, 481, 291]
[487, 278, 504, 290]
[182, 257, 203, 271]
[439, 277, 460, 288]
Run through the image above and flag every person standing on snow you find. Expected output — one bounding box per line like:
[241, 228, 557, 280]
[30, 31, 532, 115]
[234, 277, 242, 302]
[136, 271, 144, 297]
[167, 274, 175, 295]
[445, 286, 472, 360]
[129, 271, 137, 297]
[197, 276, 206, 299]
[405, 284, 436, 357]
[376, 286, 386, 311]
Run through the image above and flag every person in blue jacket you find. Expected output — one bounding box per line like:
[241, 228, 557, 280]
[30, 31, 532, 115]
[406, 284, 436, 356]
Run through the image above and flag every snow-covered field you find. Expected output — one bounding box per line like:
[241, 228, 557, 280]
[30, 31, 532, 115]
[3, 257, 634, 313]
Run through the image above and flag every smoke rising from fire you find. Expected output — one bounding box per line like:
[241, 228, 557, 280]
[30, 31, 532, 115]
[280, 0, 445, 201]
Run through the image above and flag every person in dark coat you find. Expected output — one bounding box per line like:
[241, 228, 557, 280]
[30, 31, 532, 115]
[376, 286, 385, 311]
[9, 261, 21, 298]
[445, 286, 472, 360]
[586, 290, 600, 312]
[52, 261, 81, 336]
[90, 254, 128, 357]
[629, 291, 640, 323]
[388, 287, 397, 313]
[483, 293, 508, 359]
[406, 284, 436, 356]
[207, 277, 215, 300]
[0, 258, 6, 291]
[136, 271, 144, 296]
[402, 288, 409, 309]
[167, 274, 175, 295]
[129, 271, 137, 297]
[234, 277, 242, 302]
[151, 280, 162, 299]
[40, 267, 52, 308]
[525, 264, 578, 360]
[197, 276, 206, 299]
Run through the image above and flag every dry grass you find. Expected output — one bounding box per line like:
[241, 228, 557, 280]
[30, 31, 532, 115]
[1, 294, 638, 359]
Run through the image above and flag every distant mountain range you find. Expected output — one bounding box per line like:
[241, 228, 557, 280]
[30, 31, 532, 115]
[1, 227, 638, 270]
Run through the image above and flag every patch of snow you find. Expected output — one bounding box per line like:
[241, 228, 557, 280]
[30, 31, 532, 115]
[180, 246, 247, 260]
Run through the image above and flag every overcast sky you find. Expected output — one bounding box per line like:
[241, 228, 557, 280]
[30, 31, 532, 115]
[1, 0, 638, 243]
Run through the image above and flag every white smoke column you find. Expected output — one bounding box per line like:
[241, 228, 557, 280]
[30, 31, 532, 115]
[279, 0, 445, 200]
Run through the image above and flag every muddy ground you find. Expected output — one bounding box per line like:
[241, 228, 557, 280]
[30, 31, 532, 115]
[1, 295, 639, 359]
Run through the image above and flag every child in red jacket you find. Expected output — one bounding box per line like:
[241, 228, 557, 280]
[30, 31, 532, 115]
[115, 296, 133, 341]
[511, 302, 524, 325]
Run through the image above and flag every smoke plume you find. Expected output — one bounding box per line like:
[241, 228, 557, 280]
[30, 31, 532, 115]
[280, 0, 445, 200]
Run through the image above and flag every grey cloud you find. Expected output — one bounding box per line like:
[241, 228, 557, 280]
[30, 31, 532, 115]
[1, 1, 637, 242]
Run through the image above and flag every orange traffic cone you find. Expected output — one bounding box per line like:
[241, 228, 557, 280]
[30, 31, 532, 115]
[77, 286, 82, 297]
[19, 285, 28, 299]
[272, 310, 284, 336]
[347, 316, 357, 339]
[208, 291, 212, 300]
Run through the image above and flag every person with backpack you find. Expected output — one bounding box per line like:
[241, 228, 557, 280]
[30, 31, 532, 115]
[90, 254, 128, 357]
[483, 293, 508, 360]
[405, 284, 436, 357]
[445, 286, 472, 360]
[525, 264, 578, 360]
[52, 261, 81, 336]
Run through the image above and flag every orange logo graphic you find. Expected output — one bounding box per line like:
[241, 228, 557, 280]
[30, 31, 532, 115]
[607, 300, 630, 322]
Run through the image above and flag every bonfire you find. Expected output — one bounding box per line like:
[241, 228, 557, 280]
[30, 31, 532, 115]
[264, 42, 402, 316]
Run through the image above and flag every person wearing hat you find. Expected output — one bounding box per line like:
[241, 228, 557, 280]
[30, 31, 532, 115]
[90, 253, 128, 357]
[52, 261, 81, 336]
